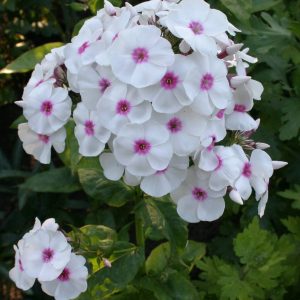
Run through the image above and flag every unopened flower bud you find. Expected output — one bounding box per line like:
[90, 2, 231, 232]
[255, 142, 270, 150]
[103, 258, 112, 268]
[231, 75, 251, 88]
[179, 40, 191, 54]
[104, 0, 117, 16]
[272, 161, 288, 170]
[229, 189, 243, 205]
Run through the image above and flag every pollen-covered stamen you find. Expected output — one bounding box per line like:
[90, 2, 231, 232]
[132, 48, 149, 64]
[134, 139, 151, 155]
[99, 78, 111, 93]
[242, 162, 252, 178]
[38, 134, 50, 144]
[116, 99, 131, 116]
[78, 41, 89, 55]
[167, 117, 183, 133]
[58, 268, 70, 282]
[84, 120, 95, 136]
[192, 187, 208, 201]
[200, 73, 214, 91]
[234, 104, 247, 112]
[40, 100, 53, 116]
[42, 248, 54, 263]
[189, 21, 204, 35]
[161, 72, 179, 90]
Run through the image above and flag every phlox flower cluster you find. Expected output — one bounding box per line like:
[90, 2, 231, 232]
[16, 0, 287, 223]
[9, 218, 88, 300]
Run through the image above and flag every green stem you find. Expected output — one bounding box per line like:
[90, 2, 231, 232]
[134, 189, 145, 250]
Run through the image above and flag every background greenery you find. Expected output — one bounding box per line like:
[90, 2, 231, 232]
[0, 0, 299, 299]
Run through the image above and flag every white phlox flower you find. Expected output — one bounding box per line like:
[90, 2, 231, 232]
[73, 103, 111, 156]
[18, 123, 66, 164]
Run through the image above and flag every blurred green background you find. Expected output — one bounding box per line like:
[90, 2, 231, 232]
[0, 0, 300, 299]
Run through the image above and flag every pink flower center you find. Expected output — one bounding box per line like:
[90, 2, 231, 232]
[78, 41, 89, 55]
[189, 21, 204, 35]
[99, 78, 111, 93]
[160, 72, 179, 90]
[156, 168, 168, 175]
[234, 104, 246, 112]
[242, 162, 252, 178]
[40, 100, 53, 116]
[116, 99, 131, 116]
[58, 268, 71, 282]
[38, 134, 50, 144]
[42, 248, 54, 263]
[134, 139, 151, 155]
[167, 117, 183, 133]
[207, 136, 216, 152]
[132, 48, 149, 64]
[216, 109, 225, 119]
[200, 73, 214, 91]
[84, 120, 95, 136]
[192, 187, 207, 201]
[18, 259, 24, 272]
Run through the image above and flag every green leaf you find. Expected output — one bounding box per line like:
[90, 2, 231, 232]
[221, 0, 252, 21]
[282, 217, 300, 239]
[82, 248, 144, 298]
[0, 42, 64, 74]
[182, 240, 206, 266]
[141, 198, 188, 251]
[68, 2, 88, 11]
[10, 115, 27, 129]
[234, 217, 276, 267]
[21, 167, 81, 193]
[88, 0, 104, 14]
[278, 185, 300, 210]
[251, 0, 281, 12]
[279, 98, 300, 140]
[145, 242, 170, 275]
[78, 167, 134, 207]
[0, 170, 30, 179]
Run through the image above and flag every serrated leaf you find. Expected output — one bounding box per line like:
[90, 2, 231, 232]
[279, 99, 300, 140]
[20, 167, 81, 193]
[0, 42, 63, 74]
[221, 0, 252, 21]
[282, 217, 300, 239]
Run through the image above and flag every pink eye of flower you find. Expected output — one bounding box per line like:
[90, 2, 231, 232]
[167, 117, 183, 133]
[38, 134, 50, 144]
[134, 139, 151, 155]
[234, 104, 247, 112]
[42, 248, 54, 263]
[99, 78, 111, 93]
[216, 109, 225, 119]
[215, 155, 223, 171]
[84, 120, 95, 136]
[40, 100, 53, 116]
[116, 100, 131, 115]
[192, 187, 207, 201]
[58, 268, 70, 282]
[161, 72, 179, 90]
[78, 41, 90, 55]
[242, 162, 252, 178]
[132, 48, 149, 64]
[200, 73, 214, 91]
[189, 21, 204, 35]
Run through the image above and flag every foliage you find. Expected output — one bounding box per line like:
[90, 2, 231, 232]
[1, 0, 300, 299]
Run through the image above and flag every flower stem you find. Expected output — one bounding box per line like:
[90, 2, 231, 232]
[134, 189, 145, 250]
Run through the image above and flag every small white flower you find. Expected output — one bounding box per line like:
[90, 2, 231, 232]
[184, 53, 231, 116]
[41, 253, 88, 300]
[16, 83, 71, 135]
[166, 0, 228, 55]
[108, 25, 175, 88]
[140, 54, 192, 113]
[113, 121, 173, 176]
[171, 166, 226, 222]
[9, 241, 35, 291]
[98, 83, 152, 134]
[22, 230, 71, 281]
[73, 103, 111, 157]
[18, 123, 66, 164]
